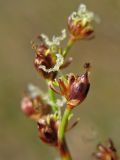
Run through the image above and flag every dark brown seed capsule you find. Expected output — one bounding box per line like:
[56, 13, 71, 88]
[50, 63, 91, 109]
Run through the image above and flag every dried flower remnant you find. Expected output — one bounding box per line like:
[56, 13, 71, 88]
[50, 63, 91, 109]
[94, 139, 118, 160]
[37, 114, 60, 146]
[68, 4, 95, 40]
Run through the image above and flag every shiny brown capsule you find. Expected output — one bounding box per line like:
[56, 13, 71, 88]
[50, 63, 90, 109]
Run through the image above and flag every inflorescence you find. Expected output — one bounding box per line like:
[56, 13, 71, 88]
[21, 4, 118, 160]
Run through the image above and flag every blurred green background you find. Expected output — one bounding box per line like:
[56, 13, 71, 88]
[0, 0, 120, 159]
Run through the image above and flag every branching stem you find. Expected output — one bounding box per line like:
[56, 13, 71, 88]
[63, 37, 75, 57]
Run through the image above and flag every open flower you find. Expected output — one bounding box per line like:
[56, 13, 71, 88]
[93, 139, 118, 160]
[32, 30, 72, 80]
[49, 63, 91, 109]
[68, 4, 95, 40]
[37, 114, 60, 146]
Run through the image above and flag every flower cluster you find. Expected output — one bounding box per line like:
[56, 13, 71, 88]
[21, 4, 98, 160]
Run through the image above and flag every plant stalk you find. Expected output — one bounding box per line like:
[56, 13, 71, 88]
[48, 87, 58, 112]
[63, 37, 75, 57]
[58, 107, 72, 160]
[58, 107, 71, 141]
[58, 138, 72, 160]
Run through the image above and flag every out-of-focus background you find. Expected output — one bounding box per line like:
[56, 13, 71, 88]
[0, 0, 120, 159]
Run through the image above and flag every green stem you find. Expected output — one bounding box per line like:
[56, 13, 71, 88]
[48, 87, 58, 112]
[58, 107, 72, 160]
[58, 107, 71, 143]
[63, 37, 75, 57]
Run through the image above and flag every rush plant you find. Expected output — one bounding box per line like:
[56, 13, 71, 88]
[21, 4, 102, 160]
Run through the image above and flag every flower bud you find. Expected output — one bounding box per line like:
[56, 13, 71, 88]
[37, 115, 60, 146]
